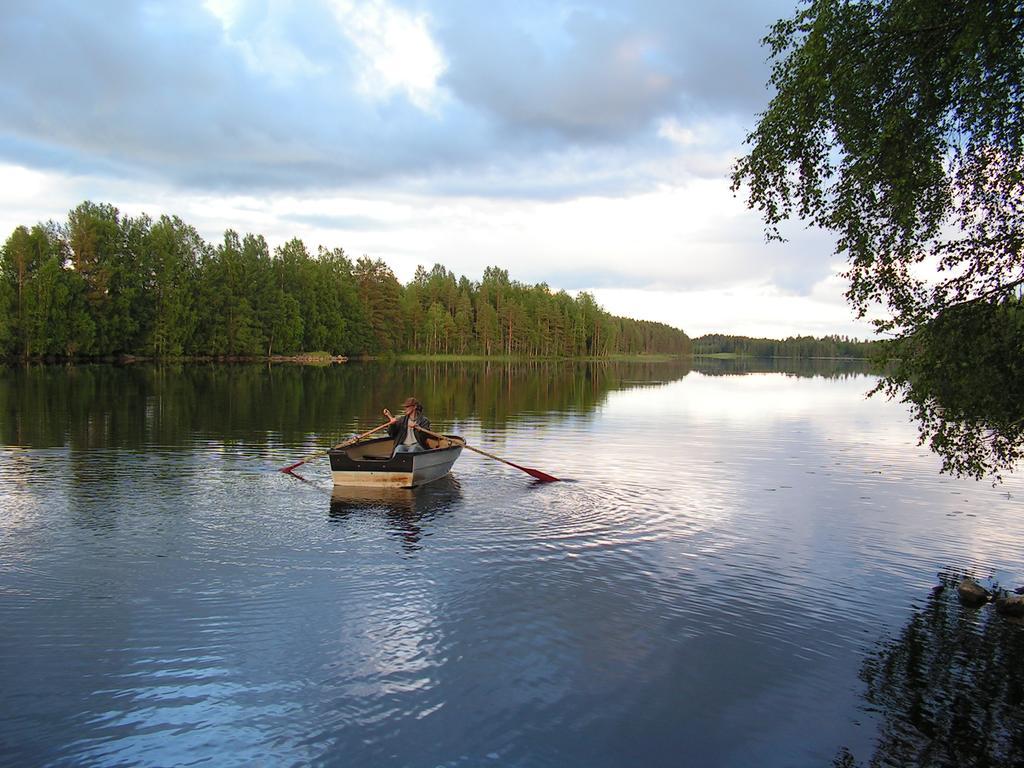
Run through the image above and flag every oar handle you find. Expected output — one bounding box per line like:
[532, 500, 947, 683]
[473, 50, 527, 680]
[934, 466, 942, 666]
[280, 421, 390, 473]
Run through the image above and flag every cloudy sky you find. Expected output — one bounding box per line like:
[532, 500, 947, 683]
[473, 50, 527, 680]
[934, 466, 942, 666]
[0, 0, 874, 339]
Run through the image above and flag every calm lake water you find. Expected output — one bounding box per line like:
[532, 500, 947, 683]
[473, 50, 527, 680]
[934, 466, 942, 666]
[1, 360, 1022, 767]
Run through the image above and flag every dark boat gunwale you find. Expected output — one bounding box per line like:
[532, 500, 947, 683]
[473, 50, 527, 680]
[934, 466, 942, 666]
[327, 434, 464, 474]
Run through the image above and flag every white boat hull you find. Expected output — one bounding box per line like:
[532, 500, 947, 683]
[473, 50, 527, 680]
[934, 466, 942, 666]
[328, 435, 463, 488]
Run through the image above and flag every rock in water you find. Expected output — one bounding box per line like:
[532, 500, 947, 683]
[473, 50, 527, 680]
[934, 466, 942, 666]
[957, 578, 989, 606]
[995, 594, 1024, 617]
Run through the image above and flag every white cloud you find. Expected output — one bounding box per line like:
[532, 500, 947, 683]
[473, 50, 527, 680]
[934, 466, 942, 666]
[201, 0, 243, 27]
[0, 0, 876, 339]
[203, 0, 327, 84]
[588, 274, 874, 339]
[657, 117, 699, 147]
[330, 0, 447, 112]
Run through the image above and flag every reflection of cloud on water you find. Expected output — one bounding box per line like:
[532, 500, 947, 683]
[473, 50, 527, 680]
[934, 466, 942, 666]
[305, 479, 470, 742]
[549, 367, 1024, 627]
[607, 373, 885, 423]
[0, 449, 55, 537]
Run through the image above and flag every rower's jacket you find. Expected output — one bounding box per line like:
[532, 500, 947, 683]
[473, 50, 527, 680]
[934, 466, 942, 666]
[387, 414, 433, 450]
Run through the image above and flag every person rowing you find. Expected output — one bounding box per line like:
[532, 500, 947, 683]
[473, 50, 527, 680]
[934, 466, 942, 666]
[383, 397, 433, 455]
[282, 395, 557, 482]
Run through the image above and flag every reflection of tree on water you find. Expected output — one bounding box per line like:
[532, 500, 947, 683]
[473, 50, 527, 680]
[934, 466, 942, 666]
[5, 352, 1017, 484]
[327, 475, 463, 553]
[0, 360, 693, 451]
[874, 298, 1024, 481]
[835, 572, 1024, 767]
[692, 356, 874, 379]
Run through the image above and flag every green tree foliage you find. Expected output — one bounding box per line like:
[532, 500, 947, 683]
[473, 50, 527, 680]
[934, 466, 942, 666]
[425, 301, 454, 353]
[2, 226, 42, 354]
[0, 202, 691, 361]
[0, 223, 95, 358]
[24, 256, 67, 355]
[873, 297, 1024, 480]
[146, 216, 204, 357]
[197, 230, 263, 356]
[312, 246, 372, 355]
[732, 0, 1024, 332]
[0, 267, 12, 357]
[474, 296, 500, 355]
[693, 334, 879, 358]
[67, 201, 142, 355]
[353, 257, 404, 353]
[453, 290, 474, 354]
[732, 0, 1024, 478]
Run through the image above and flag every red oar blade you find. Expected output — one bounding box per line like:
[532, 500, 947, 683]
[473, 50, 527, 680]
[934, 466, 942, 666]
[508, 461, 559, 483]
[527, 468, 559, 482]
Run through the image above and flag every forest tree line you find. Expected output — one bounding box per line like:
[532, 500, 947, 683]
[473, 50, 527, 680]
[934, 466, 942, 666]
[0, 202, 691, 361]
[693, 333, 879, 359]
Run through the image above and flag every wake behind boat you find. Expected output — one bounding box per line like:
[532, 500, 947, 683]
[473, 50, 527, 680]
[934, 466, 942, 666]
[328, 434, 465, 488]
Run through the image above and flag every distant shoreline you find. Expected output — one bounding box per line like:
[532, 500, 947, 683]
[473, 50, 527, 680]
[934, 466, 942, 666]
[692, 352, 872, 361]
[0, 351, 880, 367]
[0, 352, 689, 365]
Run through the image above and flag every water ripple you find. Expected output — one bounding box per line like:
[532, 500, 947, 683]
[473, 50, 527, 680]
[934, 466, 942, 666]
[3, 371, 1023, 767]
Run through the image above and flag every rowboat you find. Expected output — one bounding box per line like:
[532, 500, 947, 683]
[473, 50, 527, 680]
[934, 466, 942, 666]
[327, 434, 465, 488]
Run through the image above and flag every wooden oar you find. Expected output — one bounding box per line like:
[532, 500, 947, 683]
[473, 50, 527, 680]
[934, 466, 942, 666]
[414, 425, 559, 483]
[279, 421, 390, 474]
